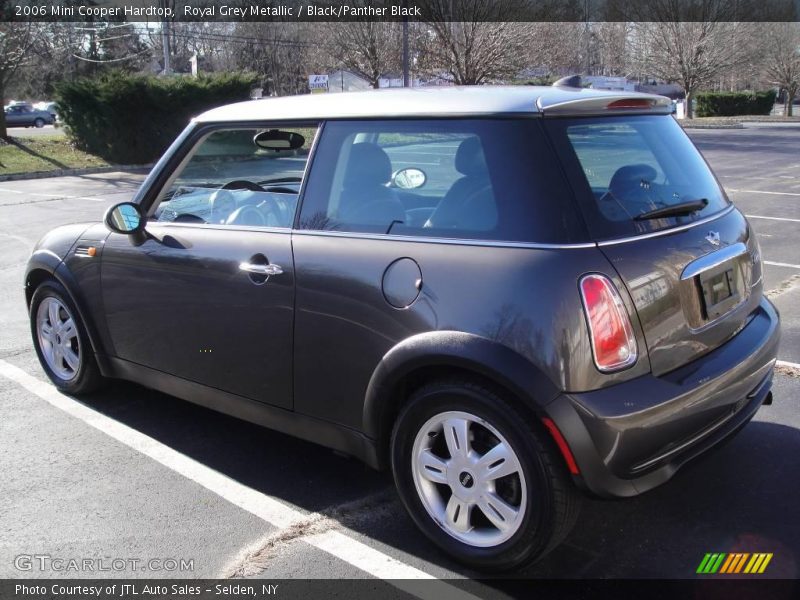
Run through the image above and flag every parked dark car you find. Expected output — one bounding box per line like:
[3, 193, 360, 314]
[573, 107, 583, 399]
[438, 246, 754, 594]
[25, 85, 780, 571]
[4, 102, 54, 127]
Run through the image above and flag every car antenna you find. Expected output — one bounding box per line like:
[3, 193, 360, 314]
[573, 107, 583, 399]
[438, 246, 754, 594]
[552, 75, 583, 89]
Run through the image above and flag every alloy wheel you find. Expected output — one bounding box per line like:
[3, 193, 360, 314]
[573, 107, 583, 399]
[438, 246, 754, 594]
[411, 410, 527, 547]
[36, 296, 81, 381]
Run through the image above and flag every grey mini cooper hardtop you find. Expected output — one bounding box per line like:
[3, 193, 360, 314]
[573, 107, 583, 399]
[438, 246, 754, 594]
[26, 84, 779, 571]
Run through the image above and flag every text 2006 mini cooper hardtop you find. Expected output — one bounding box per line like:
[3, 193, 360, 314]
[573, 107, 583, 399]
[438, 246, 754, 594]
[26, 84, 780, 570]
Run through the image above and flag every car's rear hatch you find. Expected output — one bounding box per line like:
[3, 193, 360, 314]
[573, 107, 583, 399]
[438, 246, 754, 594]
[597, 208, 761, 375]
[542, 105, 763, 375]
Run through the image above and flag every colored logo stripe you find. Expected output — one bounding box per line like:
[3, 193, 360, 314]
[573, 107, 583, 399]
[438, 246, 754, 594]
[744, 553, 773, 574]
[697, 553, 726, 574]
[720, 553, 749, 573]
[697, 553, 773, 574]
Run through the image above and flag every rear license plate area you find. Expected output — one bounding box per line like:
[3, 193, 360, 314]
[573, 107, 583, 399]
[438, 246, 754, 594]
[699, 267, 739, 320]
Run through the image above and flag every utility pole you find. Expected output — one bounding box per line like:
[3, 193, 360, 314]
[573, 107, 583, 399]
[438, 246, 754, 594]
[402, 17, 410, 87]
[160, 0, 171, 75]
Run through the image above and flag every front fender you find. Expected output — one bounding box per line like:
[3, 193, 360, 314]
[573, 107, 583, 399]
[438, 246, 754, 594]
[24, 222, 92, 305]
[362, 330, 562, 441]
[24, 223, 111, 373]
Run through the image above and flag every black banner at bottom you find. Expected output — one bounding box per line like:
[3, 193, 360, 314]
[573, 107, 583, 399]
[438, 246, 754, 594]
[2, 579, 799, 600]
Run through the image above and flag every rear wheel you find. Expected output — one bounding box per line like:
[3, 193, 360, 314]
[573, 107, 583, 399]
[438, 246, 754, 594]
[30, 280, 103, 394]
[391, 379, 580, 571]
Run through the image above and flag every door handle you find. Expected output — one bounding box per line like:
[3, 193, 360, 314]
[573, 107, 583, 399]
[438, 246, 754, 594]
[239, 262, 284, 276]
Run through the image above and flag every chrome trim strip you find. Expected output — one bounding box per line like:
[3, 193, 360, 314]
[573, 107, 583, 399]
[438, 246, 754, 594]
[145, 222, 292, 235]
[596, 205, 736, 247]
[291, 229, 597, 250]
[680, 242, 748, 281]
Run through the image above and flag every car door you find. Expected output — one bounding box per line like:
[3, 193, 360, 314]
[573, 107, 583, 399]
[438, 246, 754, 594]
[5, 106, 24, 125]
[100, 124, 318, 409]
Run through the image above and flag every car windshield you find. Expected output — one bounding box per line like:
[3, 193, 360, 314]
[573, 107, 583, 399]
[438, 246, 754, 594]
[544, 115, 730, 240]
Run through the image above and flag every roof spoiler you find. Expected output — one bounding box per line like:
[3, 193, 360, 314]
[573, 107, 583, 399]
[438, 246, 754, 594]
[552, 75, 583, 89]
[537, 92, 674, 116]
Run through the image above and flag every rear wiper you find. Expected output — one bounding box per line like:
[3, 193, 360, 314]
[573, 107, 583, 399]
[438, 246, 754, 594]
[633, 198, 708, 221]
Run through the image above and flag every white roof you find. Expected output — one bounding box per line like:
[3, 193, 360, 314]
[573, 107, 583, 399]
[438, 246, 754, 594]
[194, 85, 672, 123]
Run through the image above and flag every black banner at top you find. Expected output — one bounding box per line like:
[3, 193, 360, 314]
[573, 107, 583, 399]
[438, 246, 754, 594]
[2, 0, 800, 22]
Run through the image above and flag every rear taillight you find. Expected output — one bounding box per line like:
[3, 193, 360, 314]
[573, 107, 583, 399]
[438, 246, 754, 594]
[579, 274, 638, 372]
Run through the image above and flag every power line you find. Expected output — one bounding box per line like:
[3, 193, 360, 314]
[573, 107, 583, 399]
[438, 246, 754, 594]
[71, 48, 150, 63]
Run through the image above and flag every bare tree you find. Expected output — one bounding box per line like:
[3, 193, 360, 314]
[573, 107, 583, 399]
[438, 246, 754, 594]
[591, 22, 635, 77]
[518, 22, 586, 77]
[763, 23, 800, 116]
[0, 23, 34, 138]
[418, 0, 550, 85]
[232, 23, 320, 96]
[628, 0, 750, 117]
[327, 22, 403, 88]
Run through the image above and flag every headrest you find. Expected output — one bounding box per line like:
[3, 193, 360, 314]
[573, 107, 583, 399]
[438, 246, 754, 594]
[455, 137, 487, 177]
[609, 163, 658, 190]
[343, 143, 392, 187]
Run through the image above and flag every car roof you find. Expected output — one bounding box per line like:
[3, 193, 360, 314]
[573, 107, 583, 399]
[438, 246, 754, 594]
[194, 85, 672, 123]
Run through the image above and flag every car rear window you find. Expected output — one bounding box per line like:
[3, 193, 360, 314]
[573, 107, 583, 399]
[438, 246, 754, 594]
[298, 119, 587, 244]
[544, 115, 730, 240]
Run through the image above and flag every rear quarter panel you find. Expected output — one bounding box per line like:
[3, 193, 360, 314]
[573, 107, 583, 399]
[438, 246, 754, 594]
[292, 234, 651, 430]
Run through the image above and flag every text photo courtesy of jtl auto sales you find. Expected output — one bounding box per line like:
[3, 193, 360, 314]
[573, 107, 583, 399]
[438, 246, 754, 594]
[1, 1, 799, 599]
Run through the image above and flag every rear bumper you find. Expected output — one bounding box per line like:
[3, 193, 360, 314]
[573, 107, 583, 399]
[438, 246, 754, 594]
[547, 297, 780, 498]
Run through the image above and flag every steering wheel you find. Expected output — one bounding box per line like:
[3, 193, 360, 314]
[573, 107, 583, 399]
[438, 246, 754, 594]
[263, 186, 299, 195]
[226, 199, 288, 227]
[222, 179, 266, 192]
[225, 204, 267, 227]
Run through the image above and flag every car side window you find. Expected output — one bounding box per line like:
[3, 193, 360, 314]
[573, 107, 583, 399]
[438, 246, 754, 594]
[152, 125, 318, 229]
[299, 119, 585, 244]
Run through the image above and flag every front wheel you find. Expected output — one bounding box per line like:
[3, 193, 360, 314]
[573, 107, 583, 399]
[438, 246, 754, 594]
[34, 118, 45, 128]
[391, 379, 580, 571]
[30, 280, 104, 394]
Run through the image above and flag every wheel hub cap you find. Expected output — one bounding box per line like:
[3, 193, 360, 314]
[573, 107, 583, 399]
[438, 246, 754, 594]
[411, 410, 527, 547]
[36, 297, 81, 382]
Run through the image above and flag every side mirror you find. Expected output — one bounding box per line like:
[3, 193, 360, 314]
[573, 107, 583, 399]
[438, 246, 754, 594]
[104, 202, 145, 235]
[392, 167, 427, 190]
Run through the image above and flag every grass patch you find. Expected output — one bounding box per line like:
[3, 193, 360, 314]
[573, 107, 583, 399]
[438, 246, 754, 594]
[0, 136, 109, 176]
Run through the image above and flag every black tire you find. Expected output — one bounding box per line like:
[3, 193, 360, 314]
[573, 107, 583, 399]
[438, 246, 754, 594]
[34, 118, 45, 128]
[391, 379, 581, 572]
[29, 279, 104, 395]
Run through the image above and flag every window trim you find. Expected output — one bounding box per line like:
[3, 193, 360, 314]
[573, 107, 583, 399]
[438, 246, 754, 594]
[543, 114, 731, 242]
[291, 228, 597, 250]
[294, 117, 590, 245]
[138, 120, 323, 231]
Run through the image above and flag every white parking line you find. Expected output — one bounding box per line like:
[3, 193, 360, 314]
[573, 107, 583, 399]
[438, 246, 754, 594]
[729, 188, 800, 197]
[0, 360, 474, 593]
[777, 360, 800, 370]
[764, 261, 800, 270]
[0, 186, 122, 203]
[746, 215, 800, 223]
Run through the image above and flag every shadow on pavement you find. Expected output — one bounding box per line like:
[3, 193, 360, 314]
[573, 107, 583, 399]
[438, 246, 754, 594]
[77, 381, 800, 580]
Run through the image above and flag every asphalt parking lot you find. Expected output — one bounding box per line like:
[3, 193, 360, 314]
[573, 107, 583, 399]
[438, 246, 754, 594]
[0, 127, 798, 587]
